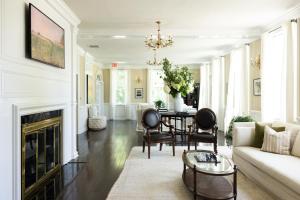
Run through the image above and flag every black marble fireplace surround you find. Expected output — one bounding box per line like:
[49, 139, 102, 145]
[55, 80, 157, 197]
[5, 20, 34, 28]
[21, 110, 85, 200]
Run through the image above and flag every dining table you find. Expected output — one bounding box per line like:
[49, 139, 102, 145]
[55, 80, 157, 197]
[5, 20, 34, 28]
[159, 110, 197, 142]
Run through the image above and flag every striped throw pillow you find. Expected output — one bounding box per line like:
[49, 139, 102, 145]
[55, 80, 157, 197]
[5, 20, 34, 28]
[261, 126, 290, 155]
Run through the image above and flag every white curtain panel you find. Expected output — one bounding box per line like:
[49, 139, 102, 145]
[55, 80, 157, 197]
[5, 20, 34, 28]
[211, 57, 226, 131]
[199, 63, 211, 109]
[261, 22, 298, 123]
[285, 21, 299, 122]
[224, 46, 250, 132]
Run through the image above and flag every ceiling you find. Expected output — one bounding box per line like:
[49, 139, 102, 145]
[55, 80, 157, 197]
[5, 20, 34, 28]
[63, 0, 300, 66]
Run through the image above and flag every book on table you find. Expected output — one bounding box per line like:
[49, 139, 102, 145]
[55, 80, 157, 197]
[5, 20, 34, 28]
[194, 151, 220, 163]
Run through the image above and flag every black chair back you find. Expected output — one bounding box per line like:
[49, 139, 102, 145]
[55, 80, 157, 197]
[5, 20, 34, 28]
[142, 108, 160, 129]
[195, 108, 216, 130]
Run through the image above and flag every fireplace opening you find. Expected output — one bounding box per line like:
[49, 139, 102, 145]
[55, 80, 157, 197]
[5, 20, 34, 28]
[21, 110, 63, 200]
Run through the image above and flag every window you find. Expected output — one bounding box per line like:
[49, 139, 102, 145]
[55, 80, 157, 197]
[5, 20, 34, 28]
[111, 70, 128, 105]
[149, 70, 168, 105]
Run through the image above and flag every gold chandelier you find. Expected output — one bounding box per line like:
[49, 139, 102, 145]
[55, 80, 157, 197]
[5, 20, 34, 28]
[145, 21, 173, 49]
[147, 49, 162, 66]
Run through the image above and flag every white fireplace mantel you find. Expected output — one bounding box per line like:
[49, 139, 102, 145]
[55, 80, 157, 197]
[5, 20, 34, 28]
[12, 103, 78, 200]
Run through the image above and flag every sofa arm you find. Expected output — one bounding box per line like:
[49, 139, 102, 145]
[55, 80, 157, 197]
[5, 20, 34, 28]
[232, 126, 255, 147]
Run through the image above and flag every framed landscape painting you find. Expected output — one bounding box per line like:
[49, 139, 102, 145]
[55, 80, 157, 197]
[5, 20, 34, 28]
[29, 4, 65, 68]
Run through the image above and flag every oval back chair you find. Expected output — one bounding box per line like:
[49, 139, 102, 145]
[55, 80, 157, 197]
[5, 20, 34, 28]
[141, 108, 160, 130]
[195, 108, 217, 130]
[141, 108, 175, 159]
[188, 108, 218, 153]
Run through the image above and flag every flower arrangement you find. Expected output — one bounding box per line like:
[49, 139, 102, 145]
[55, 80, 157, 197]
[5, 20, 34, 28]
[160, 58, 194, 98]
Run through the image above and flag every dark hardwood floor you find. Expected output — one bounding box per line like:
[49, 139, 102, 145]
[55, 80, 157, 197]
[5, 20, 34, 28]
[57, 120, 142, 200]
[57, 120, 225, 200]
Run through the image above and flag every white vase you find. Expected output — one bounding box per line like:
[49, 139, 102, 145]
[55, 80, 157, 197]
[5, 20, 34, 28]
[174, 93, 184, 112]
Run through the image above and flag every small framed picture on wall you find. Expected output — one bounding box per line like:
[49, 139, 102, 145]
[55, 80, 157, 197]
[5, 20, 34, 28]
[135, 88, 143, 99]
[253, 78, 261, 96]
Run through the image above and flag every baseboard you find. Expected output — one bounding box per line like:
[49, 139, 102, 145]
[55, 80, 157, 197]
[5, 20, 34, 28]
[78, 127, 87, 134]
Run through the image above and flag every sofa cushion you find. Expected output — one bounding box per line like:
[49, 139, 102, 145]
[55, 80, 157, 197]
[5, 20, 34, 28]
[285, 124, 300, 149]
[234, 146, 300, 195]
[253, 122, 285, 148]
[261, 126, 290, 155]
[292, 132, 300, 157]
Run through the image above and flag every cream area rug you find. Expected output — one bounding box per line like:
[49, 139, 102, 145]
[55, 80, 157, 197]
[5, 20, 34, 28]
[107, 146, 274, 200]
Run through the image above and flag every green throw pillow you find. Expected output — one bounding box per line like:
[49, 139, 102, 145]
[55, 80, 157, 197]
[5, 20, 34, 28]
[253, 123, 285, 148]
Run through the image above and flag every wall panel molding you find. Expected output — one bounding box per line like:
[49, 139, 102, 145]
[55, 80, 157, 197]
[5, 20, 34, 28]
[0, 0, 3, 57]
[1, 71, 70, 98]
[0, 71, 2, 97]
[0, 58, 71, 83]
[0, 1, 80, 199]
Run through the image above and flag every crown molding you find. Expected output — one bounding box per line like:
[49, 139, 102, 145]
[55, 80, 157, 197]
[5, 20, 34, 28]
[262, 3, 300, 33]
[46, 0, 81, 26]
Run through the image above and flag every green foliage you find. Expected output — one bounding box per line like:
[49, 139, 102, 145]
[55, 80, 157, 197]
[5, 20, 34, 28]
[226, 116, 255, 139]
[154, 100, 166, 109]
[160, 58, 194, 98]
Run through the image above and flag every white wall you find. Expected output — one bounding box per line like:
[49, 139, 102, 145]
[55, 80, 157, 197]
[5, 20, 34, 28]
[0, 0, 80, 199]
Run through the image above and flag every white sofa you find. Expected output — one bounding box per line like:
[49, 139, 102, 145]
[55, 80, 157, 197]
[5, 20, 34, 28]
[232, 122, 300, 200]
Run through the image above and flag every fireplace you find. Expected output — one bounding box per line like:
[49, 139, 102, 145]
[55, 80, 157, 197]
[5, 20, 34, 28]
[21, 110, 62, 199]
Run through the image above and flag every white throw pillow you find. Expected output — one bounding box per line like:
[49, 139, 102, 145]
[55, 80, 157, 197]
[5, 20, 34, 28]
[291, 131, 300, 157]
[261, 126, 290, 155]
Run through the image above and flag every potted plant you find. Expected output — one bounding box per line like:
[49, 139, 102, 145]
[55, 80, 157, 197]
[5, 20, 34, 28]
[225, 116, 255, 145]
[154, 100, 166, 110]
[160, 58, 194, 112]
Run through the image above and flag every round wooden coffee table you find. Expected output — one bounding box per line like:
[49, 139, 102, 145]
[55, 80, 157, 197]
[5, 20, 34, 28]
[182, 150, 237, 200]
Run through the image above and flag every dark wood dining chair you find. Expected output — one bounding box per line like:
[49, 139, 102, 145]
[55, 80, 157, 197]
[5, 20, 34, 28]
[187, 108, 218, 153]
[141, 108, 175, 159]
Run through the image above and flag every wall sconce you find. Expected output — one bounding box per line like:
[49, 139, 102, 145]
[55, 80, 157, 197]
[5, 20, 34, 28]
[136, 76, 142, 84]
[251, 54, 261, 69]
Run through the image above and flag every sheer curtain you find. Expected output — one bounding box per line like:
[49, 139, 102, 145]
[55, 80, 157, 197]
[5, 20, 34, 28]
[262, 21, 299, 122]
[224, 46, 250, 132]
[211, 57, 225, 131]
[285, 21, 299, 122]
[199, 63, 211, 109]
[261, 28, 285, 122]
